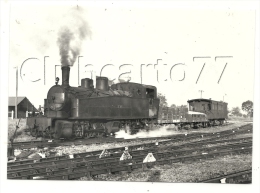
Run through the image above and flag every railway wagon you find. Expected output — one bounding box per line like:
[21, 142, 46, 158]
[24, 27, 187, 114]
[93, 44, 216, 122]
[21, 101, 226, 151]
[187, 98, 228, 125]
[158, 106, 208, 128]
[158, 98, 228, 128]
[159, 106, 188, 123]
[26, 66, 160, 139]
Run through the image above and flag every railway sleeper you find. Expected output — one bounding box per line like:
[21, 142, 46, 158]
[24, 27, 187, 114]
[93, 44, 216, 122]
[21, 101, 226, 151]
[9, 140, 250, 172]
[7, 140, 252, 176]
[9, 147, 252, 180]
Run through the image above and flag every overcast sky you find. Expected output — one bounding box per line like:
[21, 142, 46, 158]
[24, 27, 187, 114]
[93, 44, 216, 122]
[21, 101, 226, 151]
[8, 2, 256, 110]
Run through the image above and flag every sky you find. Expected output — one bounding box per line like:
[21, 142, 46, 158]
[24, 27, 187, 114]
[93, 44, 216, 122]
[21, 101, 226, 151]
[7, 2, 256, 111]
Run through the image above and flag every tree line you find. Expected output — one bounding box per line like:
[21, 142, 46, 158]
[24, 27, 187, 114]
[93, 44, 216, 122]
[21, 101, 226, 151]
[157, 93, 187, 117]
[230, 100, 253, 118]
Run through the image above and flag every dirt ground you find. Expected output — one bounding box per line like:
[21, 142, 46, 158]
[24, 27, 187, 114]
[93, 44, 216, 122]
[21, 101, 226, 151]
[8, 119, 252, 183]
[79, 154, 252, 183]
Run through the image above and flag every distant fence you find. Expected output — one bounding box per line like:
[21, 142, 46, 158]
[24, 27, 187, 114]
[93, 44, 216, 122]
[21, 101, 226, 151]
[8, 111, 30, 119]
[8, 111, 14, 119]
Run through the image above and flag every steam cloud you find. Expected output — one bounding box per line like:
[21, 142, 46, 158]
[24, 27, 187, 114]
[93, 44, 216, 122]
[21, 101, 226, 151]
[115, 125, 184, 139]
[57, 7, 90, 66]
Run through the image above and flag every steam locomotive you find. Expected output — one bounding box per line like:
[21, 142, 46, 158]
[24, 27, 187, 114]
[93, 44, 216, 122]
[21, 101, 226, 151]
[26, 66, 160, 139]
[26, 65, 228, 140]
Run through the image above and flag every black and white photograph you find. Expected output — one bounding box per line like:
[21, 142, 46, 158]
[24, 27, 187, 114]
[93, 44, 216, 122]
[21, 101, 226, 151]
[0, 1, 259, 193]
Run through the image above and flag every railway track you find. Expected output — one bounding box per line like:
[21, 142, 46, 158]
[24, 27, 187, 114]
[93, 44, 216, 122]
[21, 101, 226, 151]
[8, 123, 252, 164]
[199, 169, 252, 183]
[7, 135, 252, 179]
[8, 136, 252, 169]
[8, 141, 252, 180]
[8, 135, 251, 167]
[9, 123, 235, 149]
[8, 123, 251, 166]
[8, 123, 251, 151]
[7, 124, 252, 180]
[42, 146, 251, 181]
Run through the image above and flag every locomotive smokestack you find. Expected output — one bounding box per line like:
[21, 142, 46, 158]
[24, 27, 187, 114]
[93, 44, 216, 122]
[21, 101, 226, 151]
[62, 66, 70, 87]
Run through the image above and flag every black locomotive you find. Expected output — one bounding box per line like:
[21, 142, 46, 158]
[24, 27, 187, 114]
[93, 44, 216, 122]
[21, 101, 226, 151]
[26, 65, 229, 139]
[26, 66, 160, 139]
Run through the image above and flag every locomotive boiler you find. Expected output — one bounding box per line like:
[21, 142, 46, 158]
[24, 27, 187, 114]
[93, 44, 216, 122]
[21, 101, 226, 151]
[26, 66, 160, 139]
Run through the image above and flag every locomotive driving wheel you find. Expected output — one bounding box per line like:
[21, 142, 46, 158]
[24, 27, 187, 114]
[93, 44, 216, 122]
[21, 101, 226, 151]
[129, 122, 140, 135]
[85, 133, 90, 138]
[97, 132, 105, 138]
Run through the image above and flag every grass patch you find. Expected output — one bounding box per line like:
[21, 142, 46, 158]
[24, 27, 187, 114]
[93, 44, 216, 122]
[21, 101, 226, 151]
[8, 118, 42, 142]
[8, 119, 26, 141]
[158, 154, 252, 182]
[79, 154, 252, 183]
[228, 116, 253, 122]
[147, 170, 161, 182]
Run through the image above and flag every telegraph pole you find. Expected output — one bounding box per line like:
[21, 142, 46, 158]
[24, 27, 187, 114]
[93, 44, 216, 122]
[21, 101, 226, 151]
[223, 94, 227, 102]
[15, 66, 18, 119]
[199, 90, 204, 98]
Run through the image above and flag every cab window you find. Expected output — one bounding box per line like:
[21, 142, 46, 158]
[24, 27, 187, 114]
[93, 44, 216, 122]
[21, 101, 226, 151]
[146, 88, 154, 98]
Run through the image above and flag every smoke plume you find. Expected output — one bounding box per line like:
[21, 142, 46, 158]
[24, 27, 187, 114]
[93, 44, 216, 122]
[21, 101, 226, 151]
[57, 7, 90, 66]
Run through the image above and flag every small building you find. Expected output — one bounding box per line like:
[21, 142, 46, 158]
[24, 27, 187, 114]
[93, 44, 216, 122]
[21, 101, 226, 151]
[8, 97, 38, 118]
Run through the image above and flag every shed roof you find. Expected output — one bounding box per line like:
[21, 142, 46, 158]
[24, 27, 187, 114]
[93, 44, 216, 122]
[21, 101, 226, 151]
[8, 97, 27, 106]
[9, 96, 38, 112]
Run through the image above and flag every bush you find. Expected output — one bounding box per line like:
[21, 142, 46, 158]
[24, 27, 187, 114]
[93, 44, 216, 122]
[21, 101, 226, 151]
[8, 119, 26, 141]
